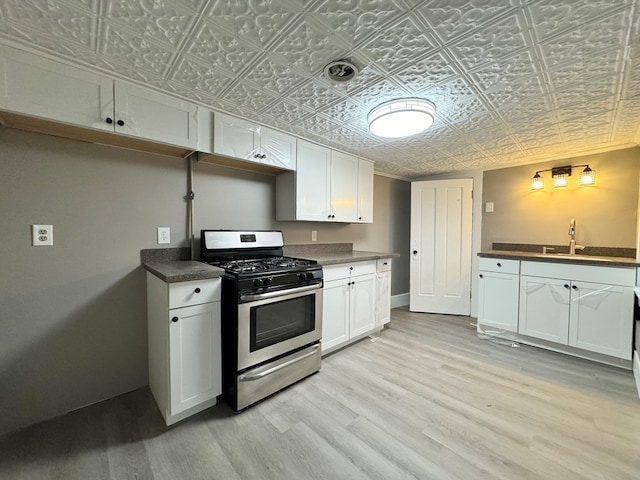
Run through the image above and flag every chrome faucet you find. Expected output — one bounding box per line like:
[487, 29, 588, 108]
[568, 218, 585, 255]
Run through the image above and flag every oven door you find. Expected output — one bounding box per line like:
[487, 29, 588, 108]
[237, 283, 322, 371]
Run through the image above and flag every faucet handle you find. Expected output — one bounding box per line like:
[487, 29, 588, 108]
[542, 246, 555, 254]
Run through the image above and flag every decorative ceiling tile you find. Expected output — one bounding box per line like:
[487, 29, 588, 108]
[242, 55, 307, 96]
[310, 0, 404, 46]
[270, 17, 348, 76]
[205, 0, 298, 49]
[0, 0, 97, 48]
[170, 57, 235, 94]
[528, 0, 631, 41]
[0, 1, 638, 178]
[220, 81, 280, 113]
[104, 0, 198, 47]
[415, 0, 520, 43]
[393, 52, 458, 94]
[284, 79, 345, 112]
[449, 12, 530, 70]
[360, 16, 436, 73]
[538, 11, 630, 68]
[184, 21, 262, 75]
[101, 22, 173, 75]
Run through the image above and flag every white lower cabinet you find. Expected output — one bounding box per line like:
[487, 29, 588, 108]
[518, 275, 570, 343]
[477, 258, 520, 333]
[147, 273, 222, 425]
[517, 261, 635, 361]
[322, 261, 377, 353]
[376, 258, 392, 327]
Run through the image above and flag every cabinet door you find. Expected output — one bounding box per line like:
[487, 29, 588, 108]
[296, 140, 331, 221]
[115, 81, 198, 148]
[213, 113, 257, 160]
[568, 282, 634, 359]
[260, 127, 296, 170]
[330, 151, 358, 222]
[169, 302, 221, 415]
[0, 46, 113, 131]
[477, 271, 519, 333]
[322, 278, 350, 352]
[518, 275, 570, 344]
[376, 270, 391, 326]
[357, 159, 374, 223]
[350, 274, 377, 338]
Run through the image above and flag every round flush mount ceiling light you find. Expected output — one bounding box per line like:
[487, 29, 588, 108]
[323, 59, 359, 84]
[368, 98, 436, 138]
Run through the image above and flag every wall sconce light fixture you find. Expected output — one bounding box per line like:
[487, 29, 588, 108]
[530, 164, 596, 191]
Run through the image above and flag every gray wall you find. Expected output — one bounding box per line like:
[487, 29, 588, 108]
[0, 127, 410, 435]
[481, 148, 640, 251]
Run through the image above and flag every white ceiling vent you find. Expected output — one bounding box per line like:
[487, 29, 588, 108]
[323, 60, 359, 84]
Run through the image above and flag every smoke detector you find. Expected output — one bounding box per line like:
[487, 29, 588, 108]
[323, 59, 359, 84]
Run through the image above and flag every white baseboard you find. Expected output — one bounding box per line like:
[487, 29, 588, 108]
[391, 293, 409, 309]
[634, 350, 640, 400]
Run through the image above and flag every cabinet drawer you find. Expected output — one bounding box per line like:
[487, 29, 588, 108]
[377, 258, 392, 272]
[323, 261, 376, 281]
[521, 261, 635, 286]
[479, 258, 520, 275]
[169, 279, 221, 308]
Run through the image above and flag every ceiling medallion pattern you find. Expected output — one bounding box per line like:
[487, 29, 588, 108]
[0, 0, 639, 178]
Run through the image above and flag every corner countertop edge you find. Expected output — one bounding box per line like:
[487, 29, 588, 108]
[143, 260, 224, 283]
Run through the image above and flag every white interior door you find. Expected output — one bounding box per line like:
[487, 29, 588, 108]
[410, 179, 473, 315]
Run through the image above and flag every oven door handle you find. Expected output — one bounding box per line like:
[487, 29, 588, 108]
[239, 283, 321, 302]
[239, 344, 321, 381]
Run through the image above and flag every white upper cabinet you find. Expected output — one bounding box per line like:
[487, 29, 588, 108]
[0, 46, 113, 131]
[276, 139, 372, 223]
[114, 81, 198, 149]
[330, 150, 358, 222]
[357, 159, 374, 223]
[0, 45, 198, 149]
[213, 112, 296, 170]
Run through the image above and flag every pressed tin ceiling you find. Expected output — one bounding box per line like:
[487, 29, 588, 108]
[0, 0, 639, 179]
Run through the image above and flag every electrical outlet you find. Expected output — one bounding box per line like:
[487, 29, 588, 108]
[157, 227, 170, 244]
[32, 224, 53, 246]
[311, 230, 317, 242]
[485, 202, 494, 213]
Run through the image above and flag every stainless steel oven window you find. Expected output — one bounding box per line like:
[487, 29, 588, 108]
[250, 295, 315, 351]
[237, 287, 323, 371]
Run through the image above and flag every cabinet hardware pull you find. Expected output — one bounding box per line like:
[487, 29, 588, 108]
[564, 284, 570, 289]
[171, 316, 179, 323]
[497, 262, 502, 267]
[105, 117, 113, 124]
[116, 119, 125, 126]
[479, 274, 483, 278]
[572, 285, 578, 290]
[413, 250, 418, 255]
[194, 288, 201, 293]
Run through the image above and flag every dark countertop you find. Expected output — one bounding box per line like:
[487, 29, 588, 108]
[295, 250, 400, 266]
[479, 250, 640, 268]
[143, 260, 224, 283]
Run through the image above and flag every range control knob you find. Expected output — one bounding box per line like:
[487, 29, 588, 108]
[298, 273, 307, 281]
[253, 278, 262, 287]
[306, 272, 315, 279]
[263, 278, 272, 286]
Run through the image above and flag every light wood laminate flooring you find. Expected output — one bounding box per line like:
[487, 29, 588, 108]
[1, 308, 639, 479]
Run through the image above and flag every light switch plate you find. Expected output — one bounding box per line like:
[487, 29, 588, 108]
[32, 224, 53, 246]
[485, 202, 494, 213]
[311, 230, 317, 242]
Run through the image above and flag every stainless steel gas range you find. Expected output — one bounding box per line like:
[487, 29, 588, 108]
[201, 230, 322, 412]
